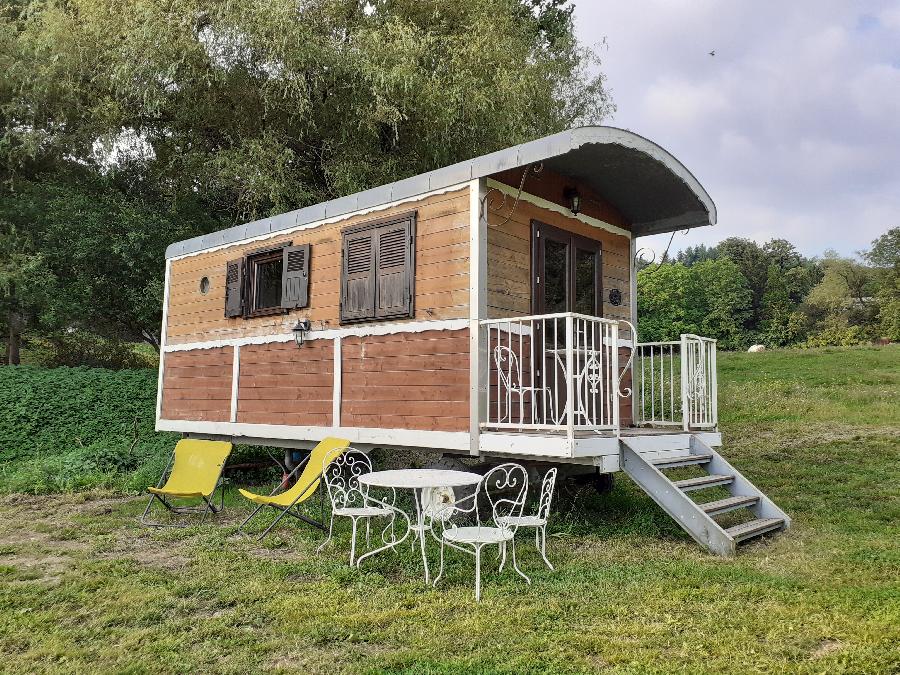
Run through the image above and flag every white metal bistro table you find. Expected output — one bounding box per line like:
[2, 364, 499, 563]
[355, 469, 482, 583]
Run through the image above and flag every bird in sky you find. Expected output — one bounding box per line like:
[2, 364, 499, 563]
[709, 49, 716, 56]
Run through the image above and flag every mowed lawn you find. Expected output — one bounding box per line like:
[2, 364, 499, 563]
[0, 346, 898, 673]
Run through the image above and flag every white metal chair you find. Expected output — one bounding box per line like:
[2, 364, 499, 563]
[498, 467, 558, 570]
[494, 345, 556, 425]
[316, 448, 394, 565]
[433, 463, 530, 601]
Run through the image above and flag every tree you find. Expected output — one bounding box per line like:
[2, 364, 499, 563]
[864, 227, 900, 341]
[716, 237, 771, 327]
[3, 0, 612, 221]
[675, 243, 718, 267]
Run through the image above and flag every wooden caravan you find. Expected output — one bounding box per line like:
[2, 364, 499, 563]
[158, 126, 790, 555]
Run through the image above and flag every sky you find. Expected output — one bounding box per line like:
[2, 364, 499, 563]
[573, 1, 900, 261]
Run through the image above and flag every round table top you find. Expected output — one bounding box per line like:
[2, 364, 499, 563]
[358, 468, 482, 489]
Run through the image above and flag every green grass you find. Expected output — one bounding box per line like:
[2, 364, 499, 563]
[0, 346, 898, 673]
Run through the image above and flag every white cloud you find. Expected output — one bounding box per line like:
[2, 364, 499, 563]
[575, 0, 900, 259]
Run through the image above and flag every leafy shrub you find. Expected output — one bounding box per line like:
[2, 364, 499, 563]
[803, 316, 868, 348]
[24, 331, 158, 370]
[0, 365, 175, 493]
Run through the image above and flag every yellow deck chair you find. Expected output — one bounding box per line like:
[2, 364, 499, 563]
[236, 437, 350, 540]
[141, 439, 233, 527]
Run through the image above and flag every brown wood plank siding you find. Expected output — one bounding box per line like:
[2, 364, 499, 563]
[236, 341, 333, 427]
[341, 330, 469, 432]
[160, 348, 233, 421]
[487, 170, 632, 323]
[165, 188, 470, 346]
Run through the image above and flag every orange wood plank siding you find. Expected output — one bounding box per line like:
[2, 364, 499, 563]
[341, 329, 470, 432]
[487, 168, 632, 323]
[236, 340, 333, 427]
[165, 188, 470, 346]
[160, 348, 233, 421]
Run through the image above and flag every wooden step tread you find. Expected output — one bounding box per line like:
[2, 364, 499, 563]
[673, 474, 733, 491]
[653, 453, 713, 469]
[726, 518, 785, 543]
[700, 495, 759, 516]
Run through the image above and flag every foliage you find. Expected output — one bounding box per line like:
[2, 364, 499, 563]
[0, 346, 897, 672]
[23, 330, 158, 370]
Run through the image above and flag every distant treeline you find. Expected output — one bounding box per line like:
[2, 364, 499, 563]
[637, 228, 900, 350]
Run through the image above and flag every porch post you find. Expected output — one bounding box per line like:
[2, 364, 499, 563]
[468, 178, 488, 457]
[565, 314, 575, 446]
[680, 334, 690, 431]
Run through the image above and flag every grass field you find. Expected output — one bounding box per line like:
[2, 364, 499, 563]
[0, 346, 898, 673]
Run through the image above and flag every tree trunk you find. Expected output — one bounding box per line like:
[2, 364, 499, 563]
[6, 307, 21, 366]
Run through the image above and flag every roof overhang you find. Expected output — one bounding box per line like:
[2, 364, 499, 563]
[166, 126, 715, 259]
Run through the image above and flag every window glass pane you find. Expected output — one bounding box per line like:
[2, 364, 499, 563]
[544, 238, 568, 314]
[255, 258, 283, 309]
[574, 248, 597, 315]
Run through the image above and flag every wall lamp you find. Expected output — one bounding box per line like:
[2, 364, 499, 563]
[564, 187, 581, 215]
[292, 319, 311, 347]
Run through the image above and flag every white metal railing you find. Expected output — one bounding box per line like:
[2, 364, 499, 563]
[634, 334, 718, 430]
[480, 312, 624, 437]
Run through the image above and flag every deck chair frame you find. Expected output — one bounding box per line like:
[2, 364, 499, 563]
[140, 450, 228, 528]
[236, 453, 328, 540]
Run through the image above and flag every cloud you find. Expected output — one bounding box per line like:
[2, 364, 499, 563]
[575, 0, 900, 259]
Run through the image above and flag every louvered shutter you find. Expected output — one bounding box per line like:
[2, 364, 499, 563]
[375, 216, 415, 319]
[224, 258, 244, 318]
[281, 244, 310, 309]
[340, 229, 376, 322]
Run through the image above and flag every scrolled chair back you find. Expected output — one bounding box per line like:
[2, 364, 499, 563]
[479, 462, 529, 528]
[536, 468, 558, 521]
[493, 345, 522, 392]
[321, 447, 372, 510]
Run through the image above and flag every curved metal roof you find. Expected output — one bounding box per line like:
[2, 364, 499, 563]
[166, 126, 715, 259]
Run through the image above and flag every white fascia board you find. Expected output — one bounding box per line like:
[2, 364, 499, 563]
[485, 178, 632, 239]
[155, 419, 471, 451]
[162, 318, 470, 352]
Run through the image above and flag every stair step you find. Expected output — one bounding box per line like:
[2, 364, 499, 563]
[700, 495, 760, 516]
[726, 518, 785, 543]
[653, 453, 713, 469]
[673, 474, 734, 492]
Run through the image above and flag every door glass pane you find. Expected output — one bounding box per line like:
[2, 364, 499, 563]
[574, 248, 597, 315]
[544, 238, 568, 313]
[255, 258, 283, 309]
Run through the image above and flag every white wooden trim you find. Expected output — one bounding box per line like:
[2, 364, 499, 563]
[469, 179, 487, 457]
[156, 419, 472, 451]
[169, 182, 470, 262]
[485, 178, 632, 239]
[629, 236, 638, 326]
[163, 318, 469, 352]
[155, 259, 171, 425]
[229, 344, 240, 422]
[332, 336, 342, 427]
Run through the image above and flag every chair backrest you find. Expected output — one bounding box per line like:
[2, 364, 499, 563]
[536, 468, 558, 520]
[279, 437, 350, 503]
[321, 447, 372, 510]
[163, 439, 233, 497]
[494, 345, 522, 393]
[479, 463, 529, 527]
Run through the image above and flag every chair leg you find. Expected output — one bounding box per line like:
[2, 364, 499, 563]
[366, 519, 371, 548]
[511, 536, 530, 585]
[349, 517, 358, 566]
[316, 513, 335, 554]
[475, 544, 482, 602]
[140, 494, 156, 525]
[237, 503, 265, 533]
[434, 539, 446, 587]
[539, 525, 554, 571]
[258, 505, 293, 541]
[499, 540, 507, 572]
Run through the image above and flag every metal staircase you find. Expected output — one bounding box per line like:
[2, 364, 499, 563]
[621, 435, 790, 556]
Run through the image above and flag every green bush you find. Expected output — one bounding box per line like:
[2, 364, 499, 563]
[24, 331, 159, 370]
[0, 365, 175, 493]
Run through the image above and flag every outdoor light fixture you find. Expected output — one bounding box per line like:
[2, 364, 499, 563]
[564, 187, 581, 215]
[292, 319, 311, 347]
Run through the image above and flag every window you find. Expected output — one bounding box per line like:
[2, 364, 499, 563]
[224, 242, 310, 319]
[340, 211, 416, 323]
[531, 220, 601, 316]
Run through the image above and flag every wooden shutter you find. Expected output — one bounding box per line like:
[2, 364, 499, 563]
[281, 244, 310, 309]
[224, 258, 244, 318]
[340, 229, 376, 322]
[375, 217, 415, 319]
